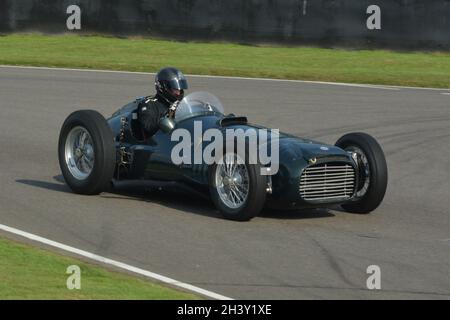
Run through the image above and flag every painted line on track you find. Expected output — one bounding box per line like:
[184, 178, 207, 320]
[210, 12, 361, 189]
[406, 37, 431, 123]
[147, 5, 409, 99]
[0, 223, 233, 300]
[4, 64, 449, 92]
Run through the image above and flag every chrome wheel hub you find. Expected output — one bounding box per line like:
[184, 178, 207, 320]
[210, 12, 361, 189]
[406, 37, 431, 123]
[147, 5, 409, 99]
[65, 126, 95, 181]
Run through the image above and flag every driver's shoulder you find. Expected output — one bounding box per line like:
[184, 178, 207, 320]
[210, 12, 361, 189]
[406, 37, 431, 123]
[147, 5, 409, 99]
[145, 96, 159, 104]
[136, 95, 157, 105]
[137, 95, 158, 110]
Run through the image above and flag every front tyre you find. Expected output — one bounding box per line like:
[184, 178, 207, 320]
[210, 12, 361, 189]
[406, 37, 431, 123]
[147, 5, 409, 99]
[58, 110, 116, 195]
[209, 152, 266, 221]
[335, 132, 388, 214]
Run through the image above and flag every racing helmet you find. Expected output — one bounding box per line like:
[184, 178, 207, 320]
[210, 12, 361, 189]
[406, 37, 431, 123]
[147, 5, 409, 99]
[155, 67, 188, 103]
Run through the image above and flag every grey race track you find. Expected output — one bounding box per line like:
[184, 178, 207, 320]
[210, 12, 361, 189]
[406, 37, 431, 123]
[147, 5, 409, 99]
[1, 66, 449, 299]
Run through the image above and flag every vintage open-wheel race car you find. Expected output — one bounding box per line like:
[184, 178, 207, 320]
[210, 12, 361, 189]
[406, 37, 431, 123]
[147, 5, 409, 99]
[58, 92, 387, 221]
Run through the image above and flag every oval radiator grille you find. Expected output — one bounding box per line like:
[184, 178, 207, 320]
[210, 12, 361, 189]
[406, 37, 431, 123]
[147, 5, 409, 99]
[299, 163, 355, 201]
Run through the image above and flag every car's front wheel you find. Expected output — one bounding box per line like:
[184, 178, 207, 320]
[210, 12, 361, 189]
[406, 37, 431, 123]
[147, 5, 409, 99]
[209, 152, 266, 221]
[58, 110, 116, 195]
[335, 132, 388, 214]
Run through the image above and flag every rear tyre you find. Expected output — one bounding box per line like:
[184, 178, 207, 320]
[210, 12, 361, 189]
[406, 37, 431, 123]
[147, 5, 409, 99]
[58, 110, 116, 195]
[209, 151, 266, 221]
[335, 132, 388, 214]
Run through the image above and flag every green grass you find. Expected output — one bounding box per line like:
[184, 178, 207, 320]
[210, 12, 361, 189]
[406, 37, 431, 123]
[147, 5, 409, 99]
[0, 236, 200, 299]
[0, 33, 449, 88]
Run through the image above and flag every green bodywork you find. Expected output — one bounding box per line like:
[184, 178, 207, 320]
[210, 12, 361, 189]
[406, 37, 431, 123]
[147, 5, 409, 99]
[107, 98, 357, 209]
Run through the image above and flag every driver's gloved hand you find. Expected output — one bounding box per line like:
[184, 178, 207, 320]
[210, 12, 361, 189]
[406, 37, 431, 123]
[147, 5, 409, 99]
[168, 100, 180, 118]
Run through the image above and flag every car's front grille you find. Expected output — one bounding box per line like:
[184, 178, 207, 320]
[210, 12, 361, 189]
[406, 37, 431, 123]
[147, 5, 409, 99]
[299, 163, 355, 201]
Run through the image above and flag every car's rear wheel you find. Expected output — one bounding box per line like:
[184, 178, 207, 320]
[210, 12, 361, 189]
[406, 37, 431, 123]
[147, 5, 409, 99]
[335, 132, 388, 214]
[58, 110, 116, 195]
[209, 152, 266, 221]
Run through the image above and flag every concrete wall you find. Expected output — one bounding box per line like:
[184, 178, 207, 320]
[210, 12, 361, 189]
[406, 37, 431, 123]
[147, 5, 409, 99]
[1, 0, 450, 49]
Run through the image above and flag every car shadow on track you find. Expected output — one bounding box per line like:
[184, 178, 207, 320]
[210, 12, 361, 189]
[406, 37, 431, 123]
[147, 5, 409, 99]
[259, 208, 335, 220]
[17, 175, 335, 221]
[101, 190, 335, 221]
[16, 177, 72, 194]
[101, 189, 225, 220]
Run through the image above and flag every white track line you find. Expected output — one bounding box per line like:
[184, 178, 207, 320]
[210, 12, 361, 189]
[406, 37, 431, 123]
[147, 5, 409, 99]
[441, 92, 450, 95]
[0, 223, 233, 300]
[0, 64, 398, 90]
[5, 64, 449, 91]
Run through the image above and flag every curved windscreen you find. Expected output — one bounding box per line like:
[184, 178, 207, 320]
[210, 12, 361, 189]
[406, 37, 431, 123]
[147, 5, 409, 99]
[175, 92, 224, 122]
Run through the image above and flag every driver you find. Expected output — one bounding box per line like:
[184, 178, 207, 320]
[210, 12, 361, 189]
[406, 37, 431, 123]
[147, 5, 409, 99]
[138, 67, 188, 137]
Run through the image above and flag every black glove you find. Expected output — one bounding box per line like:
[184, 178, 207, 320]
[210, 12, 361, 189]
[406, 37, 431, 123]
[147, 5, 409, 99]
[167, 100, 180, 118]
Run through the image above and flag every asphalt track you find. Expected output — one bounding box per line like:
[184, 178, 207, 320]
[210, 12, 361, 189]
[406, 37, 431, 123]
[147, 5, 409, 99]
[1, 66, 449, 299]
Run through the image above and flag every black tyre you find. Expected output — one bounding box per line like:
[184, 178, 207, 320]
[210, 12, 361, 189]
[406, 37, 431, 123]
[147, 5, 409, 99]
[335, 132, 388, 214]
[209, 150, 267, 221]
[58, 110, 116, 195]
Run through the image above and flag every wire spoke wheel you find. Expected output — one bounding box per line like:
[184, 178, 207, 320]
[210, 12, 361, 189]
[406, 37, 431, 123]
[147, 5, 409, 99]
[215, 153, 250, 210]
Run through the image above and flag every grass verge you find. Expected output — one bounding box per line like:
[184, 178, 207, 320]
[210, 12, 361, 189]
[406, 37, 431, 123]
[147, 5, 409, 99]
[0, 34, 449, 88]
[0, 235, 200, 299]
